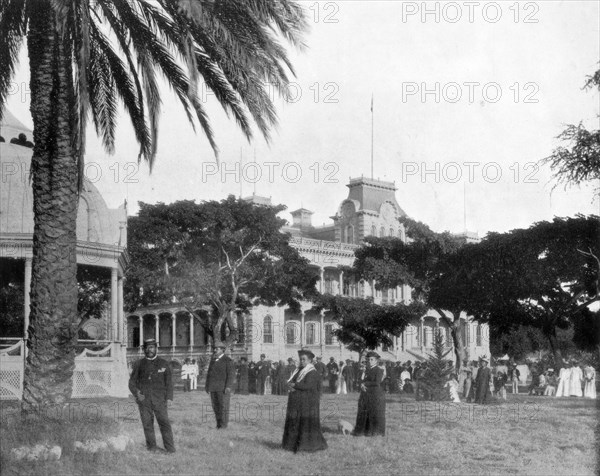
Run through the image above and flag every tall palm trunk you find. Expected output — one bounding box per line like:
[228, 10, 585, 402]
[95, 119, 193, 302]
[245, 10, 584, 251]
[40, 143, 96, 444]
[22, 2, 79, 411]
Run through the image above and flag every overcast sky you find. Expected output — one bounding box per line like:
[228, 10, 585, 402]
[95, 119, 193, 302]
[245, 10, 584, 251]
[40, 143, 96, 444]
[6, 0, 599, 236]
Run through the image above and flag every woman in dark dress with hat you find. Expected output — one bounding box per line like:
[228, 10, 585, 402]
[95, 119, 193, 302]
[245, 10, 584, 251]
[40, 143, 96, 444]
[282, 349, 328, 452]
[353, 351, 386, 436]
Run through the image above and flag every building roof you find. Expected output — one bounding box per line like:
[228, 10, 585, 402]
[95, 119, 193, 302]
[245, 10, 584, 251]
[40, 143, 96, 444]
[0, 110, 127, 247]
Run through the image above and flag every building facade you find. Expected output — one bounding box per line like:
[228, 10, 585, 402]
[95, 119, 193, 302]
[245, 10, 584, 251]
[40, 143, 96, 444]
[244, 176, 490, 364]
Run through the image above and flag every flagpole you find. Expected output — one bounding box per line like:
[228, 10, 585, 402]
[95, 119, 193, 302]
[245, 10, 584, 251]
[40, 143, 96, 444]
[371, 94, 374, 179]
[239, 147, 243, 199]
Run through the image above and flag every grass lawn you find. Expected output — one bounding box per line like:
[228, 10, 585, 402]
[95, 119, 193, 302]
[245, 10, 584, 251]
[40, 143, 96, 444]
[1, 391, 598, 476]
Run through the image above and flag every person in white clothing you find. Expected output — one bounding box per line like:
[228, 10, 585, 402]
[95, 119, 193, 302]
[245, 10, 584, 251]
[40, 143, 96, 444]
[583, 363, 596, 399]
[445, 373, 461, 403]
[568, 360, 583, 397]
[181, 358, 193, 392]
[555, 365, 571, 397]
[336, 361, 347, 394]
[190, 359, 199, 390]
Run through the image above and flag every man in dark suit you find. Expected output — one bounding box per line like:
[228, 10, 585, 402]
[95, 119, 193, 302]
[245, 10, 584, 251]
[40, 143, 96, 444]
[314, 356, 327, 394]
[326, 357, 339, 393]
[256, 354, 270, 395]
[128, 338, 175, 453]
[344, 359, 355, 392]
[205, 341, 235, 428]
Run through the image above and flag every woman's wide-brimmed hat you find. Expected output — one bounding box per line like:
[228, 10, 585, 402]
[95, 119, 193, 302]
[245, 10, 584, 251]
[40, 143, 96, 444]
[298, 349, 315, 360]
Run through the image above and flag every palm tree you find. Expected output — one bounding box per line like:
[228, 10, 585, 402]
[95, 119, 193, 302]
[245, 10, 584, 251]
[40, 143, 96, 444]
[0, 0, 307, 410]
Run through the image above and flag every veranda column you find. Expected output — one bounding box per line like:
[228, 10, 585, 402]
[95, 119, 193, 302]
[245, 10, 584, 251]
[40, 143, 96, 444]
[110, 268, 118, 341]
[24, 258, 32, 339]
[420, 318, 424, 353]
[319, 267, 324, 293]
[117, 277, 124, 342]
[339, 270, 344, 296]
[320, 311, 325, 357]
[189, 313, 194, 350]
[171, 313, 176, 351]
[300, 311, 305, 347]
[138, 316, 143, 350]
[154, 315, 159, 344]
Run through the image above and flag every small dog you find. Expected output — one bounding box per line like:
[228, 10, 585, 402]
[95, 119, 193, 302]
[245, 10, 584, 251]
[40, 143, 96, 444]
[338, 419, 354, 436]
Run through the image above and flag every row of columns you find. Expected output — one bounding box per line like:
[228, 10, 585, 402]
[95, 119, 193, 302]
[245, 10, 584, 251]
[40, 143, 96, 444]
[136, 313, 196, 349]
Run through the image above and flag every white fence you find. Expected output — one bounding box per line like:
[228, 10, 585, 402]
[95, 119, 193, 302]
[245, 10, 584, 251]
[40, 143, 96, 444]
[0, 339, 130, 400]
[0, 338, 24, 401]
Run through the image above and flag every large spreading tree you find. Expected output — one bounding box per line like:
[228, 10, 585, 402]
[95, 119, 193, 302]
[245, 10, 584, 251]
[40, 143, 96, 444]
[126, 196, 319, 344]
[442, 215, 600, 365]
[353, 217, 470, 368]
[0, 0, 307, 409]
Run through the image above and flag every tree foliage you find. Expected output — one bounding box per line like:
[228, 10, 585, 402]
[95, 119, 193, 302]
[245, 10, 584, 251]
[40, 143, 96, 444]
[311, 294, 426, 358]
[542, 70, 600, 196]
[420, 329, 454, 401]
[126, 196, 319, 343]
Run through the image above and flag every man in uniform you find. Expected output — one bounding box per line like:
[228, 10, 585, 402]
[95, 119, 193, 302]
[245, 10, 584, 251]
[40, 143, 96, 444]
[128, 338, 175, 453]
[205, 341, 235, 429]
[256, 353, 270, 395]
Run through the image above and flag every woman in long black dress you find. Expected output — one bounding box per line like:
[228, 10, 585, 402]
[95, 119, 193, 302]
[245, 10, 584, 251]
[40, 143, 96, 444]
[282, 349, 328, 452]
[353, 351, 386, 436]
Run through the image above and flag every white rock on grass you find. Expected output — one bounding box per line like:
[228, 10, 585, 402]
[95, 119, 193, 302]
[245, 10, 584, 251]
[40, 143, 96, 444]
[74, 439, 108, 453]
[10, 444, 61, 461]
[106, 435, 133, 452]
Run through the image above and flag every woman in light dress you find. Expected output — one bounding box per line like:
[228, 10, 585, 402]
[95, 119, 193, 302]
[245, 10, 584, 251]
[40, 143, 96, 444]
[583, 363, 596, 399]
[568, 360, 583, 397]
[555, 364, 571, 397]
[336, 360, 347, 394]
[445, 373, 461, 403]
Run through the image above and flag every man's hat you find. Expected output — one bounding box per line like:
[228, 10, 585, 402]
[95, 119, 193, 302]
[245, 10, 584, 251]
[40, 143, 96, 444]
[365, 351, 380, 359]
[287, 357, 294, 362]
[329, 357, 335, 361]
[260, 353, 266, 358]
[298, 349, 315, 360]
[479, 356, 489, 363]
[316, 356, 322, 360]
[547, 368, 554, 372]
[240, 356, 248, 362]
[143, 338, 158, 348]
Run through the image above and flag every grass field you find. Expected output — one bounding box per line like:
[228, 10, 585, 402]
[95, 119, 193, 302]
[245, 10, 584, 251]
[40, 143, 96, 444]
[1, 390, 598, 476]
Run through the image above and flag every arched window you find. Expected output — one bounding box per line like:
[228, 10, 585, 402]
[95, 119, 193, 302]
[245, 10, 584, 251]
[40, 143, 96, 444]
[324, 323, 336, 345]
[263, 315, 273, 344]
[476, 323, 482, 346]
[305, 322, 318, 345]
[340, 227, 346, 243]
[389, 227, 394, 237]
[380, 227, 385, 237]
[347, 225, 354, 244]
[371, 225, 377, 236]
[285, 322, 298, 344]
[359, 280, 365, 298]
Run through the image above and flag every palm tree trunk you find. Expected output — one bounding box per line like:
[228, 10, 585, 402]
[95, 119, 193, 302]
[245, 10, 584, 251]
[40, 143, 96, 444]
[22, 2, 79, 411]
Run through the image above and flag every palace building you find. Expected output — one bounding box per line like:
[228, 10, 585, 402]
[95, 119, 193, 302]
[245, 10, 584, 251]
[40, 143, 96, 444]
[241, 177, 490, 364]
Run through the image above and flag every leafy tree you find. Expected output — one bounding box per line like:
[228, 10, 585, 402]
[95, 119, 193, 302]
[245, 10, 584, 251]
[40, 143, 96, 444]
[311, 294, 427, 359]
[0, 0, 307, 408]
[446, 215, 600, 364]
[126, 196, 319, 344]
[420, 329, 454, 401]
[353, 217, 469, 368]
[542, 70, 600, 196]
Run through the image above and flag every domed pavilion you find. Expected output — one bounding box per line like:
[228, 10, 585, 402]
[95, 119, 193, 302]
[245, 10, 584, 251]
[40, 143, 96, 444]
[0, 110, 129, 399]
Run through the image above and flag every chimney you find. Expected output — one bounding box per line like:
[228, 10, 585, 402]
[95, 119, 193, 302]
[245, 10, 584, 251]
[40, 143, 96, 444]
[290, 208, 313, 229]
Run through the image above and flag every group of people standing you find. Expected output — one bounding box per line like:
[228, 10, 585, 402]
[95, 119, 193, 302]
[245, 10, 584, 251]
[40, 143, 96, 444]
[282, 349, 387, 453]
[552, 359, 596, 398]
